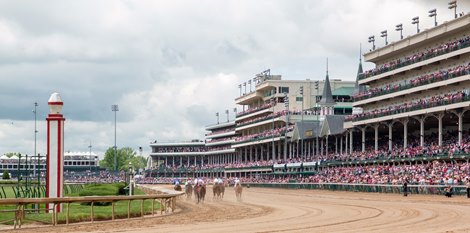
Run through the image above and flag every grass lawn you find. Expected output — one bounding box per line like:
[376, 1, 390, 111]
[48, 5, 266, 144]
[0, 185, 163, 225]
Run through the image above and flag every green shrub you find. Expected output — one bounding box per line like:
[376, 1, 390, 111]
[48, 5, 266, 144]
[79, 183, 126, 206]
[2, 171, 10, 180]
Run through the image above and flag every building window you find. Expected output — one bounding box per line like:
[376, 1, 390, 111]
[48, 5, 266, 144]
[296, 97, 303, 101]
[278, 87, 289, 94]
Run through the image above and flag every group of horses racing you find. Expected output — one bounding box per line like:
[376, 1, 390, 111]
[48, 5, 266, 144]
[174, 181, 243, 204]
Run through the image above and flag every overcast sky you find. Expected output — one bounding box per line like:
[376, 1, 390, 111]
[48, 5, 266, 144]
[0, 0, 468, 158]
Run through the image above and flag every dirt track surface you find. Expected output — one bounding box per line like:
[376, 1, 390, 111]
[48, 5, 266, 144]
[6, 185, 470, 233]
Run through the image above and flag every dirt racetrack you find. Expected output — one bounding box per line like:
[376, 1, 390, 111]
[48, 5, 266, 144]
[6, 185, 470, 233]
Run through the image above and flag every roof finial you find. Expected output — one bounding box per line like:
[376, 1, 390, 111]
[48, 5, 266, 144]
[326, 57, 329, 75]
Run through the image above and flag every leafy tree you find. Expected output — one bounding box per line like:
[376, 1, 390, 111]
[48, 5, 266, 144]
[4, 152, 21, 158]
[2, 171, 10, 180]
[100, 147, 147, 171]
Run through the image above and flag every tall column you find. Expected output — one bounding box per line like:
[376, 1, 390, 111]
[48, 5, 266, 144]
[325, 136, 329, 159]
[458, 112, 463, 146]
[340, 136, 343, 155]
[249, 146, 253, 162]
[335, 136, 338, 155]
[46, 92, 65, 212]
[349, 130, 353, 154]
[361, 127, 366, 152]
[420, 116, 425, 147]
[437, 113, 444, 148]
[388, 122, 393, 152]
[374, 124, 379, 152]
[320, 138, 324, 157]
[403, 119, 409, 149]
[316, 137, 319, 157]
[345, 132, 349, 155]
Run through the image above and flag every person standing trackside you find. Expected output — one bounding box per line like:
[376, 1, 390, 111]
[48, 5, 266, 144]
[466, 178, 470, 198]
[403, 179, 408, 197]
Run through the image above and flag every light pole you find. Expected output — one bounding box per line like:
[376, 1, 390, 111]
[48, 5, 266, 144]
[216, 112, 219, 124]
[395, 24, 403, 40]
[412, 16, 420, 33]
[128, 162, 134, 196]
[271, 97, 275, 161]
[368, 36, 375, 50]
[88, 141, 92, 173]
[112, 104, 119, 172]
[429, 9, 437, 26]
[381, 30, 388, 45]
[448, 1, 457, 19]
[225, 109, 229, 122]
[300, 86, 304, 159]
[33, 102, 38, 177]
[283, 93, 289, 162]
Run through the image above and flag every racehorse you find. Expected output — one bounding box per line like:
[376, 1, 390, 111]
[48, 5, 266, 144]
[185, 183, 193, 199]
[234, 183, 243, 201]
[213, 183, 225, 200]
[174, 183, 182, 192]
[194, 184, 206, 204]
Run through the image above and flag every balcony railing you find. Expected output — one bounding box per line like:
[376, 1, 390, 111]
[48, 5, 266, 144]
[349, 91, 470, 122]
[354, 64, 470, 101]
[359, 35, 470, 81]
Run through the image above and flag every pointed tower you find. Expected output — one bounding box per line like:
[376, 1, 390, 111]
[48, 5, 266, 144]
[318, 58, 336, 117]
[353, 46, 366, 115]
[353, 45, 366, 96]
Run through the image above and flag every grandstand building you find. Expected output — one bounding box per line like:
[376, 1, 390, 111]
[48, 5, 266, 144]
[148, 72, 355, 178]
[344, 13, 470, 155]
[0, 151, 100, 178]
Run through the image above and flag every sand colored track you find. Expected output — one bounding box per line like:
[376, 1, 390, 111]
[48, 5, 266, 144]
[5, 185, 470, 233]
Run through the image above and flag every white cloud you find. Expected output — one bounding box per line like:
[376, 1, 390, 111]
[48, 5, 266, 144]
[0, 0, 469, 156]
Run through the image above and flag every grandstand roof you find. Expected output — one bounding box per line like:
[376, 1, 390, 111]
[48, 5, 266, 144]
[292, 121, 321, 140]
[319, 115, 345, 137]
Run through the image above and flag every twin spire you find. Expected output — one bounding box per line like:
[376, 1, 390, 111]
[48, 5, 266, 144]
[318, 57, 335, 106]
[353, 44, 366, 95]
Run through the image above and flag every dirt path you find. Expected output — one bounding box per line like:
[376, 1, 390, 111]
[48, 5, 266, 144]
[5, 185, 470, 233]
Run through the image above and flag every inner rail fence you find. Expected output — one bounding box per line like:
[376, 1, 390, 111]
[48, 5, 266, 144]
[245, 182, 469, 196]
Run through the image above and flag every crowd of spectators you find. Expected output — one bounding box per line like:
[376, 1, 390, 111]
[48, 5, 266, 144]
[235, 125, 295, 143]
[354, 62, 470, 101]
[347, 90, 469, 121]
[236, 102, 274, 117]
[154, 146, 207, 153]
[360, 35, 470, 80]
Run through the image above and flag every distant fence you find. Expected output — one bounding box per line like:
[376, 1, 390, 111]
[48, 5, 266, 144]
[245, 182, 469, 196]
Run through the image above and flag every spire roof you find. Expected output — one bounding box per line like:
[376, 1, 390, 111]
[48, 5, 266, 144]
[318, 58, 336, 106]
[353, 45, 366, 95]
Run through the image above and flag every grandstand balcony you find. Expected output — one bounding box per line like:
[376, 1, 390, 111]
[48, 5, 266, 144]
[236, 105, 274, 121]
[205, 121, 236, 131]
[235, 90, 263, 105]
[149, 141, 204, 147]
[361, 14, 470, 85]
[205, 147, 235, 155]
[205, 138, 235, 146]
[351, 94, 470, 126]
[205, 130, 236, 139]
[353, 73, 470, 107]
[359, 46, 470, 85]
[150, 151, 206, 156]
[236, 115, 285, 131]
[231, 135, 287, 148]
